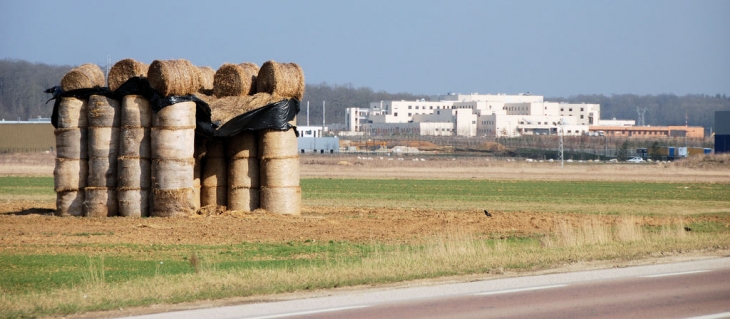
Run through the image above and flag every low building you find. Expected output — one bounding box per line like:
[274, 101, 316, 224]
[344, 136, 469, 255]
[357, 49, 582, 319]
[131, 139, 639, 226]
[589, 125, 704, 138]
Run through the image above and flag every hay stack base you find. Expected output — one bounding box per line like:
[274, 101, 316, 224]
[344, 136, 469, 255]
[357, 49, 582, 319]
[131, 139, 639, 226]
[84, 187, 118, 217]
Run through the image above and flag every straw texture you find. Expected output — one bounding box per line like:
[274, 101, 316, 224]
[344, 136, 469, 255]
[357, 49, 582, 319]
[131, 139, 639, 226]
[148, 59, 200, 96]
[213, 63, 259, 97]
[260, 186, 301, 215]
[61, 63, 105, 91]
[84, 187, 118, 217]
[56, 97, 88, 128]
[56, 191, 85, 217]
[108, 58, 148, 91]
[256, 61, 305, 100]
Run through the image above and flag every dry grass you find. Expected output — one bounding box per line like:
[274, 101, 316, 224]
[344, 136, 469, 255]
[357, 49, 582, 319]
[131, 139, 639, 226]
[0, 217, 725, 319]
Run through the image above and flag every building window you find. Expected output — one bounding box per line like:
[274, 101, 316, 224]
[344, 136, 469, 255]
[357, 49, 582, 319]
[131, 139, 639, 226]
[394, 112, 398, 116]
[408, 105, 412, 109]
[569, 108, 573, 112]
[560, 108, 564, 111]
[580, 107, 584, 111]
[415, 106, 419, 109]
[580, 115, 584, 119]
[429, 106, 433, 109]
[408, 113, 412, 116]
[437, 111, 440, 115]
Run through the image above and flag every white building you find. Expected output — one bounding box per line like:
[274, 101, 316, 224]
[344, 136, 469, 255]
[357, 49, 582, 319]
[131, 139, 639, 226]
[350, 93, 601, 138]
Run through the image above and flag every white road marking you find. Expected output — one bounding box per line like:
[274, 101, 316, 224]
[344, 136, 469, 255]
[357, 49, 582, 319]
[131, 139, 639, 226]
[244, 305, 370, 319]
[474, 284, 567, 296]
[683, 311, 730, 319]
[640, 270, 710, 278]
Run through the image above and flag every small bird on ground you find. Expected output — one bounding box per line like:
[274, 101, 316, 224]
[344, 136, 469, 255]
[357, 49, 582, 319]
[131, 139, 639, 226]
[684, 226, 692, 232]
[484, 210, 492, 217]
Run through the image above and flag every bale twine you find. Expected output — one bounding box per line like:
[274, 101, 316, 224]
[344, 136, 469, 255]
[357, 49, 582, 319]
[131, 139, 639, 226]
[56, 97, 88, 128]
[60, 63, 105, 91]
[260, 186, 301, 215]
[117, 95, 152, 217]
[210, 93, 280, 126]
[84, 187, 118, 217]
[108, 58, 148, 91]
[213, 63, 259, 97]
[147, 59, 200, 96]
[54, 96, 88, 216]
[197, 66, 215, 93]
[54, 158, 89, 192]
[201, 139, 227, 207]
[56, 191, 85, 217]
[150, 101, 196, 217]
[55, 128, 87, 159]
[227, 132, 259, 211]
[256, 61, 305, 100]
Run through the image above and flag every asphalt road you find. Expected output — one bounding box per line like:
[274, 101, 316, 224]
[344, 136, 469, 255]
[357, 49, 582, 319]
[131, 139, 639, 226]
[122, 257, 730, 319]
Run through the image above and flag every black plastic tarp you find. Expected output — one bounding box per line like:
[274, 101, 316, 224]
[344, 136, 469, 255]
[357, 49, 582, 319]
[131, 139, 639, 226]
[46, 77, 299, 137]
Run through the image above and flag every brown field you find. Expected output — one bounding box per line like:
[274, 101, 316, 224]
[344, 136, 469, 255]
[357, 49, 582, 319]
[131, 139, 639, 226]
[1, 152, 729, 248]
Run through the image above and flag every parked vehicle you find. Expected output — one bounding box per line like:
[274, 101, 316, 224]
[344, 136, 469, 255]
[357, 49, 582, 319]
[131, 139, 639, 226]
[627, 157, 644, 163]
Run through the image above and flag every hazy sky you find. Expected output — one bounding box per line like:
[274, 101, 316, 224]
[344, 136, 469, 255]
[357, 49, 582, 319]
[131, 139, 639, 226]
[1, 0, 728, 97]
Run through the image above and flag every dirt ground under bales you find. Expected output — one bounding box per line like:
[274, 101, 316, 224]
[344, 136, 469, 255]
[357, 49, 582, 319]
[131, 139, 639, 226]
[1, 152, 729, 247]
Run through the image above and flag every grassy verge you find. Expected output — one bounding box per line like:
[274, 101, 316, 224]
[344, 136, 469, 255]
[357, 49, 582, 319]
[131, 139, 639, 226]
[1, 219, 728, 318]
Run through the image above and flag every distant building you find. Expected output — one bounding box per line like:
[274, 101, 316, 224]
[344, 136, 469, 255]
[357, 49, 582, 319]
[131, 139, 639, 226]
[0, 120, 55, 153]
[589, 125, 704, 139]
[715, 111, 730, 153]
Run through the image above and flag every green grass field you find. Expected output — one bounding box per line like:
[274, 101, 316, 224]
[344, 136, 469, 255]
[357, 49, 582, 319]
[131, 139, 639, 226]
[1, 176, 729, 318]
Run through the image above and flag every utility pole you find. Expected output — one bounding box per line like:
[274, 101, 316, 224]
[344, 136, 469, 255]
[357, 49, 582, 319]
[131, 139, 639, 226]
[558, 118, 564, 168]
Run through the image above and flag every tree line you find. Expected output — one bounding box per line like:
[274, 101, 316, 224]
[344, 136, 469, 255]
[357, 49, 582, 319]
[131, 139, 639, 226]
[1, 59, 728, 130]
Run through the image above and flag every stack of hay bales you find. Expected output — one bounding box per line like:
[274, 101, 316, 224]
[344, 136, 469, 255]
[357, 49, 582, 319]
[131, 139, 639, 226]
[227, 132, 258, 211]
[85, 95, 121, 217]
[201, 139, 227, 208]
[107, 58, 148, 91]
[148, 60, 198, 217]
[255, 61, 304, 215]
[55, 64, 106, 216]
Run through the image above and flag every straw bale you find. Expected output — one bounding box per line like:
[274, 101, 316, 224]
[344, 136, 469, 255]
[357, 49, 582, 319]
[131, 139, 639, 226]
[56, 191, 85, 217]
[197, 66, 215, 93]
[256, 61, 305, 100]
[260, 186, 301, 215]
[152, 101, 196, 128]
[151, 128, 195, 159]
[118, 189, 149, 218]
[56, 97, 88, 128]
[118, 157, 151, 189]
[227, 132, 258, 158]
[84, 187, 118, 217]
[201, 186, 227, 208]
[119, 127, 150, 158]
[88, 95, 121, 127]
[148, 59, 200, 96]
[121, 95, 152, 127]
[258, 129, 299, 159]
[88, 127, 120, 158]
[151, 188, 196, 217]
[228, 158, 259, 188]
[55, 128, 87, 159]
[202, 139, 226, 186]
[213, 63, 259, 97]
[209, 93, 280, 125]
[61, 63, 105, 91]
[228, 187, 259, 212]
[260, 157, 300, 187]
[108, 58, 149, 91]
[87, 157, 118, 188]
[151, 158, 194, 190]
[54, 158, 88, 192]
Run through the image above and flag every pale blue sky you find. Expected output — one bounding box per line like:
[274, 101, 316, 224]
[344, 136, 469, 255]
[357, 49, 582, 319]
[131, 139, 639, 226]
[1, 0, 728, 97]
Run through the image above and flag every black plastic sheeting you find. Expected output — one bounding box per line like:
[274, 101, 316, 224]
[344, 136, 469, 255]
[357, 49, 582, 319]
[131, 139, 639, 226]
[46, 77, 299, 138]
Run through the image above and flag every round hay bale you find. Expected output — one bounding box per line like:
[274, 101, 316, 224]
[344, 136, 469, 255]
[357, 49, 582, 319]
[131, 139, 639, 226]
[54, 158, 88, 192]
[108, 58, 149, 91]
[55, 128, 88, 159]
[210, 93, 280, 125]
[228, 157, 259, 188]
[121, 95, 152, 128]
[119, 127, 151, 158]
[202, 139, 226, 187]
[84, 187, 118, 217]
[88, 95, 121, 128]
[260, 186, 301, 215]
[151, 158, 194, 190]
[56, 97, 88, 128]
[201, 186, 227, 208]
[258, 129, 299, 159]
[147, 59, 200, 96]
[151, 188, 196, 217]
[227, 132, 258, 158]
[118, 157, 151, 189]
[87, 157, 118, 188]
[56, 190, 85, 217]
[213, 63, 259, 97]
[150, 128, 195, 159]
[117, 189, 149, 218]
[197, 66, 215, 93]
[260, 157, 300, 187]
[256, 61, 305, 100]
[152, 101, 196, 128]
[61, 63, 105, 91]
[228, 187, 259, 212]
[87, 127, 120, 158]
